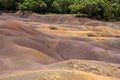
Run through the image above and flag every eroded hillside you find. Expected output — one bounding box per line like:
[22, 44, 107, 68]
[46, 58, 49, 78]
[0, 13, 120, 80]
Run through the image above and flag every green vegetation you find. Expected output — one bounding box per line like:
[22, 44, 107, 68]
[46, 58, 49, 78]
[0, 0, 120, 20]
[18, 0, 47, 13]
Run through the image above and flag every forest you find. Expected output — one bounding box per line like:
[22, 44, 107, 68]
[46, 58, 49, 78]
[0, 0, 120, 20]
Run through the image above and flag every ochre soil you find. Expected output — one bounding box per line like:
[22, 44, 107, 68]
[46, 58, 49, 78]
[0, 13, 120, 80]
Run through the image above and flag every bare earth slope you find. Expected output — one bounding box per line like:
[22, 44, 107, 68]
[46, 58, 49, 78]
[46, 60, 120, 78]
[0, 70, 119, 80]
[0, 13, 120, 80]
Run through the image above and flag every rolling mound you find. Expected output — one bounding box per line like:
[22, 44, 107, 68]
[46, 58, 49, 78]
[0, 20, 61, 71]
[36, 23, 120, 41]
[0, 20, 37, 35]
[0, 17, 120, 70]
[103, 38, 120, 49]
[46, 60, 120, 78]
[0, 14, 120, 80]
[0, 70, 119, 80]
[47, 39, 119, 63]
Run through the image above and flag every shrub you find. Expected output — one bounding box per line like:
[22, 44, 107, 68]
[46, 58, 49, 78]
[18, 0, 47, 13]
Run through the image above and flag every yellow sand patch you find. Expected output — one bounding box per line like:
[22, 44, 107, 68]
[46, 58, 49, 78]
[0, 70, 119, 80]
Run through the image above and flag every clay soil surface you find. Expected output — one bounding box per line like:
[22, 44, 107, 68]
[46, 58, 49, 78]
[0, 13, 120, 80]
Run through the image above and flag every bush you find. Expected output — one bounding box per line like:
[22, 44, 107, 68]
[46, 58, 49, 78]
[52, 0, 72, 13]
[18, 0, 47, 13]
[0, 0, 119, 21]
[69, 0, 116, 20]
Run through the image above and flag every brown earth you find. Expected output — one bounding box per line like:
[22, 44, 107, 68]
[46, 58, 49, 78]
[0, 13, 120, 80]
[0, 70, 119, 80]
[46, 60, 120, 78]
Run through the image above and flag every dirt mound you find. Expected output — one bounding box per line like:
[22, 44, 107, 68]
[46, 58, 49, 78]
[12, 13, 120, 29]
[0, 20, 62, 71]
[35, 23, 120, 42]
[103, 38, 120, 49]
[0, 70, 119, 80]
[55, 40, 120, 63]
[0, 20, 37, 35]
[0, 14, 120, 80]
[0, 19, 120, 72]
[47, 60, 120, 78]
[0, 36, 58, 71]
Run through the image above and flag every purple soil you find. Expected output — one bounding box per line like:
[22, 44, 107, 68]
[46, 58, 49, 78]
[0, 14, 120, 72]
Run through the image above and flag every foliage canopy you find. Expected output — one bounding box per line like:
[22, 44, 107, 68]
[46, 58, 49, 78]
[0, 0, 120, 20]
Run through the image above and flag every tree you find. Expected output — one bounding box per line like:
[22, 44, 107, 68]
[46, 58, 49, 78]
[52, 0, 72, 13]
[43, 0, 55, 12]
[69, 0, 117, 20]
[18, 0, 47, 13]
[0, 0, 119, 20]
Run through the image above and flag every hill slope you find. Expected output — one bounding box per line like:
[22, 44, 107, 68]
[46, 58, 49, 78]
[0, 14, 120, 80]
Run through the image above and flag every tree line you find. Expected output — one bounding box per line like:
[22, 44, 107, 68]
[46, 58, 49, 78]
[0, 0, 120, 20]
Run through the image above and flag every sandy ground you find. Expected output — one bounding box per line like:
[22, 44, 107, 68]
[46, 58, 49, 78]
[0, 13, 120, 80]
